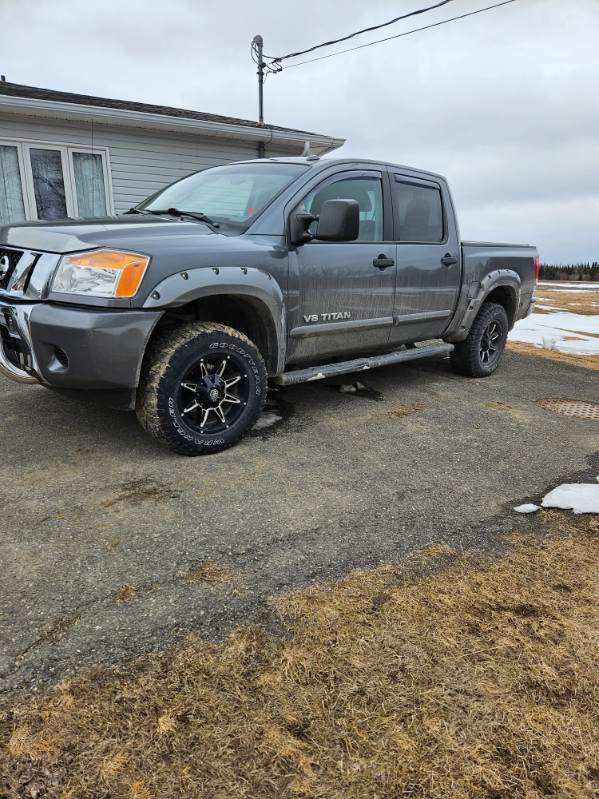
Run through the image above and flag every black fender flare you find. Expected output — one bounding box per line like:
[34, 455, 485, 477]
[445, 269, 521, 342]
[142, 266, 286, 373]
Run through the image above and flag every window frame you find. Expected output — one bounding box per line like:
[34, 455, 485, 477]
[0, 136, 113, 222]
[290, 169, 393, 245]
[391, 174, 447, 245]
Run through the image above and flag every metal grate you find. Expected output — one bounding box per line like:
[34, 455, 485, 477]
[537, 398, 599, 420]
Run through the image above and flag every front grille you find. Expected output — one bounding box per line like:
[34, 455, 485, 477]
[0, 247, 25, 290]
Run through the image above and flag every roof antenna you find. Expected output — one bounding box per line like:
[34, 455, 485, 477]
[301, 140, 311, 157]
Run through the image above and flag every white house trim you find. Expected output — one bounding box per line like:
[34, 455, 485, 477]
[0, 95, 344, 156]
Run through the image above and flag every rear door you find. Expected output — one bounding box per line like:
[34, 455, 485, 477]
[389, 173, 461, 344]
[286, 168, 396, 365]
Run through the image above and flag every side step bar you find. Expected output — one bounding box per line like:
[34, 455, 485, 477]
[274, 343, 454, 387]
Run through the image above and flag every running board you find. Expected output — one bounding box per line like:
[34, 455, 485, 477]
[274, 343, 454, 386]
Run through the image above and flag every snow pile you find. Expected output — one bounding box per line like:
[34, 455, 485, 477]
[541, 483, 599, 514]
[513, 503, 540, 514]
[509, 311, 599, 356]
[252, 411, 283, 431]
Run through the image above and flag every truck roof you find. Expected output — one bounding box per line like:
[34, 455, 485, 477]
[236, 156, 448, 183]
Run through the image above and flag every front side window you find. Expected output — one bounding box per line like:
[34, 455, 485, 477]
[396, 181, 444, 242]
[302, 176, 384, 242]
[142, 162, 309, 226]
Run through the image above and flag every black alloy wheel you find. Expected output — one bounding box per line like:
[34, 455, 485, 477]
[177, 353, 251, 435]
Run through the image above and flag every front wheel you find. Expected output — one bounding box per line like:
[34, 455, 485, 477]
[450, 302, 509, 377]
[136, 322, 267, 455]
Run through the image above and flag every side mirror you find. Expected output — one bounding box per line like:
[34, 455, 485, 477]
[289, 199, 360, 246]
[314, 199, 360, 242]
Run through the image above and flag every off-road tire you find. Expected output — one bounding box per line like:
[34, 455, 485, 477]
[136, 322, 267, 455]
[450, 302, 509, 378]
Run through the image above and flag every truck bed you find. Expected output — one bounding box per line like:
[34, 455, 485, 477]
[441, 240, 538, 342]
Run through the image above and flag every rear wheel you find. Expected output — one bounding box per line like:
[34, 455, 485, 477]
[136, 322, 267, 455]
[450, 302, 508, 377]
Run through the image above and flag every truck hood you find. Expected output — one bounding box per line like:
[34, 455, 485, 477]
[0, 215, 218, 254]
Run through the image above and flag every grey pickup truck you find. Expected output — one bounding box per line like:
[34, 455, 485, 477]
[0, 157, 538, 455]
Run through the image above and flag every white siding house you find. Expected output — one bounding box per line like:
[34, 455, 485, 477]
[0, 82, 344, 224]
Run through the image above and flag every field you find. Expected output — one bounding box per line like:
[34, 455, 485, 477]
[509, 281, 599, 369]
[1, 512, 597, 798]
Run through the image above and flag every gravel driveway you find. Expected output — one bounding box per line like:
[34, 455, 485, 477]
[1, 349, 597, 695]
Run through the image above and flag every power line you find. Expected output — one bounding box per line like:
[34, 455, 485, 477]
[278, 0, 520, 70]
[267, 0, 460, 63]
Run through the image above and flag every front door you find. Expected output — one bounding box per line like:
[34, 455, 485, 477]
[389, 173, 461, 344]
[287, 169, 396, 364]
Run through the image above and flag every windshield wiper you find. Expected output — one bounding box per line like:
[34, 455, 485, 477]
[124, 207, 154, 215]
[149, 208, 220, 229]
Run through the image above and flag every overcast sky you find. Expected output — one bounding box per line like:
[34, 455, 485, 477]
[1, 0, 598, 262]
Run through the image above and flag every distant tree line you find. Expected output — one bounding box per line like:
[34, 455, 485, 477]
[539, 262, 599, 281]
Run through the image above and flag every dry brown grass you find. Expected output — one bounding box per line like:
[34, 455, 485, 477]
[185, 562, 241, 586]
[113, 585, 140, 604]
[385, 401, 424, 418]
[507, 340, 599, 371]
[1, 515, 598, 798]
[535, 289, 599, 316]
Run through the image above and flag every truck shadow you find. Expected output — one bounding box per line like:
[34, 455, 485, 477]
[0, 354, 454, 461]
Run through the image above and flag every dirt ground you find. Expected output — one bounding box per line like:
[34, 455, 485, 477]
[0, 327, 598, 796]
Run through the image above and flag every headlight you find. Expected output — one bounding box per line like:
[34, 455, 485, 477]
[52, 249, 150, 298]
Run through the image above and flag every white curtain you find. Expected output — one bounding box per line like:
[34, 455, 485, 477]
[0, 145, 26, 225]
[73, 152, 107, 218]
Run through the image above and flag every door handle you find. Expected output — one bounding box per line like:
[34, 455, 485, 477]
[441, 253, 458, 266]
[373, 254, 395, 270]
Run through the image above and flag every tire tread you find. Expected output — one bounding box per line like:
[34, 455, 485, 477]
[450, 302, 508, 378]
[136, 322, 266, 455]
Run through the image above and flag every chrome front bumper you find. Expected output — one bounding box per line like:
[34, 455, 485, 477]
[0, 301, 40, 384]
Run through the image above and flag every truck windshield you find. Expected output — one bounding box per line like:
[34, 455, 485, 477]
[139, 162, 309, 227]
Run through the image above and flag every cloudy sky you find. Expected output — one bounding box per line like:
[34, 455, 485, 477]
[1, 0, 598, 262]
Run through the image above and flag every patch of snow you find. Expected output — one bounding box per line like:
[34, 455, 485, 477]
[541, 484, 599, 514]
[338, 383, 357, 394]
[509, 311, 599, 356]
[252, 411, 282, 431]
[514, 503, 540, 514]
[539, 282, 599, 290]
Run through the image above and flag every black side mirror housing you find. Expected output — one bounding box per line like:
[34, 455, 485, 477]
[315, 199, 360, 242]
[289, 212, 317, 246]
[289, 199, 360, 245]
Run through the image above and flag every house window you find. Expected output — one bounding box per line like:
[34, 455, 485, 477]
[72, 152, 108, 217]
[0, 139, 112, 224]
[29, 147, 69, 220]
[0, 144, 27, 224]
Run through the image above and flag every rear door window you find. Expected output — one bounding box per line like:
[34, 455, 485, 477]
[395, 180, 444, 243]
